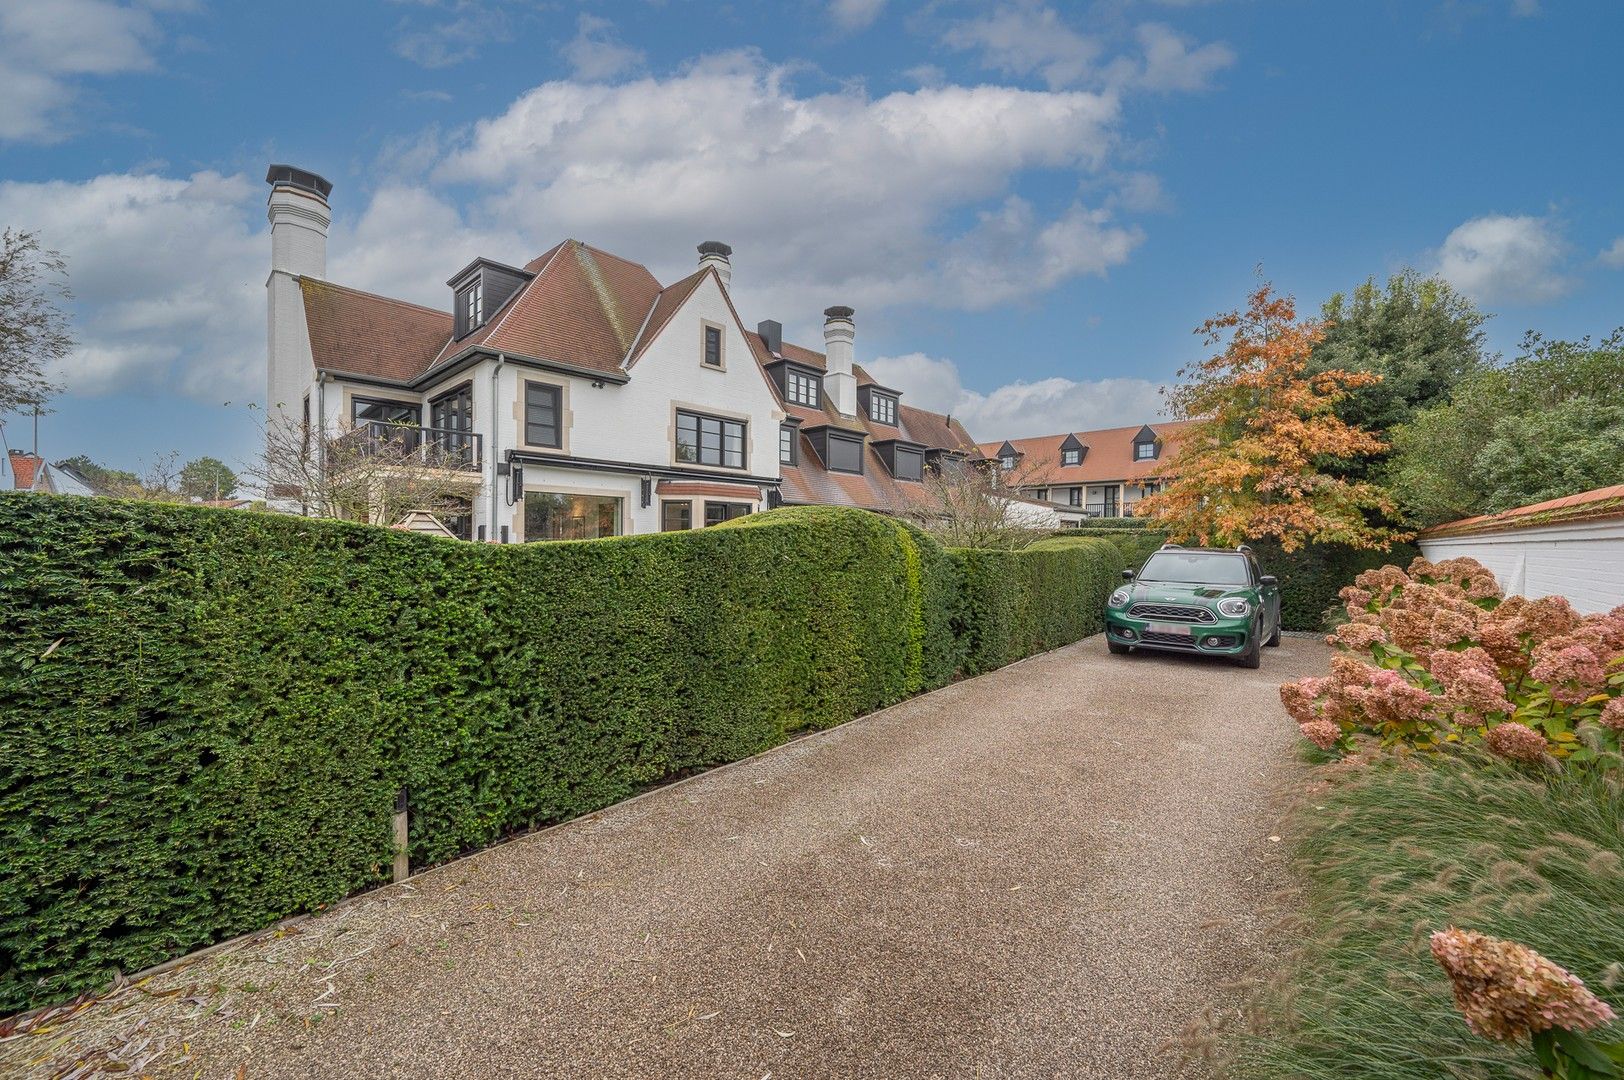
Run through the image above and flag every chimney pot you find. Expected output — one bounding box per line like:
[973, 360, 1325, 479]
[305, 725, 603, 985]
[823, 305, 854, 320]
[697, 240, 732, 286]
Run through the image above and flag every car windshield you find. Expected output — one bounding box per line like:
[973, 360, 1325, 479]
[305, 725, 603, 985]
[1138, 551, 1252, 586]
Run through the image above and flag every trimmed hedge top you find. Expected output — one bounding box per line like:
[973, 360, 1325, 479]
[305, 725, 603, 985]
[0, 495, 1124, 1011]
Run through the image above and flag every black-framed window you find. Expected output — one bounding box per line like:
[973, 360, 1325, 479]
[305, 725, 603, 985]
[1062, 448, 1080, 466]
[703, 325, 722, 366]
[459, 280, 483, 333]
[1000, 454, 1016, 470]
[869, 393, 897, 425]
[441, 496, 474, 541]
[662, 501, 692, 531]
[787, 369, 819, 407]
[1069, 487, 1082, 506]
[525, 381, 563, 448]
[352, 397, 420, 426]
[894, 446, 923, 482]
[705, 502, 751, 527]
[779, 424, 797, 465]
[676, 410, 746, 469]
[1135, 441, 1155, 460]
[827, 434, 864, 474]
[430, 383, 474, 458]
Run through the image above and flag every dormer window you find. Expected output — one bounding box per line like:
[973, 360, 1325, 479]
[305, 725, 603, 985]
[1001, 455, 1016, 470]
[1062, 449, 1081, 466]
[460, 280, 483, 330]
[1135, 441, 1155, 460]
[868, 393, 897, 425]
[787, 369, 820, 407]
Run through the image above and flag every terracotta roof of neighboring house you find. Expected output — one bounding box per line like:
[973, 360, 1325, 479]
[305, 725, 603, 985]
[742, 331, 977, 514]
[300, 279, 453, 384]
[1421, 483, 1624, 539]
[428, 240, 662, 377]
[977, 420, 1202, 488]
[8, 450, 42, 491]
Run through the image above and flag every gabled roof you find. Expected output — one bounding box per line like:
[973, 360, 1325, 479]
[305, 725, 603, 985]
[1422, 483, 1624, 539]
[994, 440, 1021, 459]
[624, 267, 710, 367]
[428, 239, 662, 377]
[1059, 432, 1084, 452]
[300, 279, 453, 383]
[977, 419, 1201, 487]
[8, 451, 42, 491]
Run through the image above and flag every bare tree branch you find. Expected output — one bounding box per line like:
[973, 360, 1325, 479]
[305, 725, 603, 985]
[904, 459, 1045, 550]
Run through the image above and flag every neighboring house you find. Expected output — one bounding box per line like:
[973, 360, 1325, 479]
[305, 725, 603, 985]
[1418, 483, 1624, 615]
[976, 420, 1199, 519]
[265, 164, 978, 542]
[6, 451, 97, 497]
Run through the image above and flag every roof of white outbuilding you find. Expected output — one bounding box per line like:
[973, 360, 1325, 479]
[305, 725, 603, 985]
[1422, 483, 1624, 539]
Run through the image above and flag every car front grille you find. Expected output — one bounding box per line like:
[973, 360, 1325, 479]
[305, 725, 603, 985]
[1128, 603, 1215, 624]
[1140, 631, 1199, 648]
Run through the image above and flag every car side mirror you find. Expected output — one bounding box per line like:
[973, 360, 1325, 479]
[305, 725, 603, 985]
[1121, 569, 1135, 581]
[1260, 575, 1278, 587]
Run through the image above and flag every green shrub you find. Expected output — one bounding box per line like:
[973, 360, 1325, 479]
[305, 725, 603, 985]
[1230, 756, 1624, 1080]
[953, 537, 1124, 674]
[1249, 538, 1422, 630]
[0, 495, 1119, 1010]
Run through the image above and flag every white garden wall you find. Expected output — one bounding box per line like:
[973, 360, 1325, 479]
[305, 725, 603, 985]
[1419, 518, 1624, 615]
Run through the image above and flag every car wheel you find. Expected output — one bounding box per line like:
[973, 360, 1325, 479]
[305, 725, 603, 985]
[1108, 640, 1132, 655]
[1237, 622, 1262, 669]
[1266, 619, 1281, 647]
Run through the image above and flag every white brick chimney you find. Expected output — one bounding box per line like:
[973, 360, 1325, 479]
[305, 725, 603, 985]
[822, 305, 857, 417]
[697, 240, 732, 286]
[265, 164, 332, 419]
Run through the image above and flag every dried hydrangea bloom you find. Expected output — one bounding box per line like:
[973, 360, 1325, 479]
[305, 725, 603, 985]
[1530, 644, 1608, 706]
[1484, 721, 1549, 763]
[1464, 574, 1503, 602]
[1299, 719, 1342, 750]
[1521, 595, 1583, 642]
[1600, 697, 1624, 732]
[1430, 928, 1616, 1042]
[1329, 621, 1387, 651]
[1347, 667, 1438, 728]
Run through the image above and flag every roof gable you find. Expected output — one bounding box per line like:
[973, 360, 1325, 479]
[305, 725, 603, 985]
[1132, 424, 1159, 444]
[1059, 432, 1084, 451]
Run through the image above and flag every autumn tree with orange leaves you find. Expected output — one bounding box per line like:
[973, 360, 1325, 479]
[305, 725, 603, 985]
[1134, 283, 1408, 552]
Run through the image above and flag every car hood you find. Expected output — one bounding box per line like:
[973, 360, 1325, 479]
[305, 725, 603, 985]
[1126, 581, 1248, 604]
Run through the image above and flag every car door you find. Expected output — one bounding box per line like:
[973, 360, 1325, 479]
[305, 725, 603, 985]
[1249, 553, 1281, 633]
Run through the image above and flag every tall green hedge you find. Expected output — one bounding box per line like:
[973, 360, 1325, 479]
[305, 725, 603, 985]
[1248, 537, 1423, 631]
[0, 496, 1120, 1011]
[953, 537, 1125, 674]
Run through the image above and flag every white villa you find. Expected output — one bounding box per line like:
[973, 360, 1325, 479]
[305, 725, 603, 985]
[264, 164, 1002, 541]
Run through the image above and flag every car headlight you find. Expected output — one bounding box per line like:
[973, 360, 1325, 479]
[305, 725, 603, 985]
[1108, 588, 1131, 608]
[1217, 597, 1251, 618]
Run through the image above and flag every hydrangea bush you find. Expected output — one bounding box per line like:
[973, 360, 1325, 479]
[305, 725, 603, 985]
[1281, 556, 1624, 764]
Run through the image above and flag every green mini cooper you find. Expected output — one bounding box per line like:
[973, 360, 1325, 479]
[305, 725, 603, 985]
[1104, 544, 1282, 668]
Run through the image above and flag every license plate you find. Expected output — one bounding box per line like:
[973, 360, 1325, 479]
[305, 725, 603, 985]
[1147, 622, 1193, 637]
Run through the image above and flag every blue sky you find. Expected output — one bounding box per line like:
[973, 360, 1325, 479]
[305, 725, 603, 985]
[2, 0, 1621, 477]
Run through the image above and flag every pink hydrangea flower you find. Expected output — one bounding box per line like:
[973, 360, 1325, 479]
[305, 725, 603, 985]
[1530, 644, 1607, 705]
[1600, 697, 1624, 732]
[1484, 722, 1548, 763]
[1430, 928, 1616, 1042]
[1299, 720, 1342, 750]
[1329, 621, 1387, 651]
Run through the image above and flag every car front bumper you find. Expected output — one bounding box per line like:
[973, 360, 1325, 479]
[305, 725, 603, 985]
[1104, 609, 1255, 656]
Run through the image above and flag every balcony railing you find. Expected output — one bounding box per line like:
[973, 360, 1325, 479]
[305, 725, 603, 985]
[340, 421, 483, 471]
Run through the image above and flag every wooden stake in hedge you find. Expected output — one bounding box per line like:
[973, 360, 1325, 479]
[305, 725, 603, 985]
[392, 787, 410, 883]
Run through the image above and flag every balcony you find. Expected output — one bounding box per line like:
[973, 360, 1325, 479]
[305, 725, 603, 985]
[340, 421, 483, 471]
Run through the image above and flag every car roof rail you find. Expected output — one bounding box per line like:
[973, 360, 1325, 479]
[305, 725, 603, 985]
[1236, 543, 1252, 554]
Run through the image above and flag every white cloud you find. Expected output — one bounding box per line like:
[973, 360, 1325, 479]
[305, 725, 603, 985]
[436, 52, 1127, 320]
[942, 2, 1102, 90]
[0, 0, 169, 141]
[1597, 237, 1624, 269]
[863, 352, 1166, 440]
[1128, 22, 1235, 92]
[392, 1, 512, 69]
[0, 171, 263, 398]
[1432, 213, 1572, 304]
[561, 13, 644, 81]
[829, 0, 886, 32]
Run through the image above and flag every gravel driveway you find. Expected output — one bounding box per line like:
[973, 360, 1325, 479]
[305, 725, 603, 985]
[7, 635, 1326, 1080]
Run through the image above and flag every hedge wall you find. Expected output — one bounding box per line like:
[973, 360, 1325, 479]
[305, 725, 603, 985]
[0, 496, 1121, 1011]
[1248, 537, 1423, 631]
[953, 537, 1125, 674]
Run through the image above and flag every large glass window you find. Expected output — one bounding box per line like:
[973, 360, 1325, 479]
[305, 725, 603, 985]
[523, 492, 622, 541]
[676, 410, 746, 469]
[662, 501, 692, 531]
[787, 369, 820, 407]
[525, 382, 562, 448]
[779, 424, 797, 465]
[705, 502, 751, 527]
[869, 393, 897, 425]
[352, 398, 420, 426]
[894, 447, 923, 481]
[429, 384, 475, 462]
[827, 434, 864, 474]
